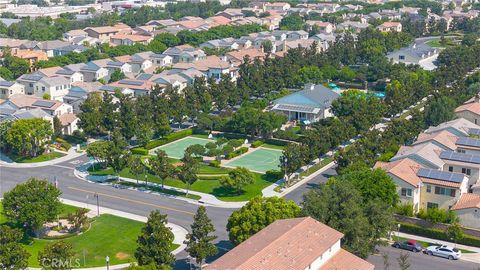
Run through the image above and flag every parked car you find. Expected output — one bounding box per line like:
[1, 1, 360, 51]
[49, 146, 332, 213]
[424, 245, 461, 260]
[392, 239, 423, 252]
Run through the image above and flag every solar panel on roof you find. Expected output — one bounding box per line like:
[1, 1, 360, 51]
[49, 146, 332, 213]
[440, 151, 480, 164]
[456, 137, 480, 148]
[119, 80, 143, 86]
[21, 74, 42, 81]
[32, 100, 55, 108]
[469, 128, 480, 136]
[417, 168, 464, 183]
[274, 104, 317, 113]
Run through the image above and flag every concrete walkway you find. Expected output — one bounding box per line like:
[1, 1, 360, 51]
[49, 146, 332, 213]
[60, 198, 188, 256]
[0, 148, 85, 168]
[395, 232, 480, 264]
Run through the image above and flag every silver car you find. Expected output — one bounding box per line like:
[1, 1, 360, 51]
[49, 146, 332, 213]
[424, 245, 461, 260]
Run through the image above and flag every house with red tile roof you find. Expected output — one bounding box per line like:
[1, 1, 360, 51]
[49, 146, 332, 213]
[451, 193, 480, 229]
[455, 93, 480, 126]
[205, 217, 374, 270]
[377, 21, 402, 32]
[110, 34, 153, 46]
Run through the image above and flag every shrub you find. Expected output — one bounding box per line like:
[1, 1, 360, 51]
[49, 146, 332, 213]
[264, 138, 289, 146]
[145, 129, 193, 149]
[226, 147, 248, 160]
[398, 222, 480, 247]
[274, 128, 300, 141]
[209, 160, 220, 167]
[395, 202, 415, 217]
[61, 142, 72, 151]
[131, 147, 149, 155]
[417, 208, 458, 224]
[266, 170, 284, 179]
[251, 140, 264, 148]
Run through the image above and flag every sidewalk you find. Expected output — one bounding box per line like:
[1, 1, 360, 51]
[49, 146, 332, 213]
[61, 198, 188, 256]
[394, 232, 480, 264]
[0, 148, 85, 168]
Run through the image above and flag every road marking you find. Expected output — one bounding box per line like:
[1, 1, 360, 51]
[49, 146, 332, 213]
[68, 186, 195, 216]
[52, 164, 76, 170]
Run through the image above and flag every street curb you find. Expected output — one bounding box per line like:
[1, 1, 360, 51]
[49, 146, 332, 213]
[279, 161, 336, 198]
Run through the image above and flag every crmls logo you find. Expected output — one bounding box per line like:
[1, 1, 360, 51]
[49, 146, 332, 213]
[40, 258, 81, 268]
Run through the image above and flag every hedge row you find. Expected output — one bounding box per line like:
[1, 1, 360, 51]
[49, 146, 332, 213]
[264, 138, 290, 146]
[209, 160, 221, 167]
[145, 129, 193, 150]
[251, 140, 264, 148]
[131, 148, 149, 155]
[398, 222, 480, 247]
[226, 147, 248, 160]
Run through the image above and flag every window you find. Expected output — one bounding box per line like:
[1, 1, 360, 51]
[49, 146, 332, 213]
[29, 83, 33, 87]
[426, 185, 431, 193]
[450, 189, 456, 197]
[448, 166, 453, 172]
[401, 188, 412, 197]
[435, 186, 456, 197]
[462, 168, 471, 175]
[399, 55, 405, 60]
[427, 202, 438, 209]
[457, 149, 466, 153]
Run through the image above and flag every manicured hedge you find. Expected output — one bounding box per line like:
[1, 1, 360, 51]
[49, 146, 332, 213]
[209, 160, 220, 167]
[131, 147, 149, 155]
[266, 170, 284, 179]
[226, 147, 248, 160]
[264, 138, 290, 146]
[398, 222, 480, 247]
[251, 140, 264, 148]
[145, 129, 193, 150]
[221, 132, 249, 140]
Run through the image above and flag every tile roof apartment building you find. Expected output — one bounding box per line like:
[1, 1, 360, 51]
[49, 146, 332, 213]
[206, 217, 374, 270]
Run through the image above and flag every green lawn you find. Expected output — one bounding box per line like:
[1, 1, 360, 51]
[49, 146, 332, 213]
[9, 151, 65, 163]
[393, 236, 476, 254]
[299, 157, 333, 178]
[118, 181, 202, 200]
[426, 39, 456, 48]
[90, 166, 277, 202]
[23, 214, 145, 267]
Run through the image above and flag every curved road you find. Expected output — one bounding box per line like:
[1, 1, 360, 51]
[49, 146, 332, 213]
[1, 157, 479, 270]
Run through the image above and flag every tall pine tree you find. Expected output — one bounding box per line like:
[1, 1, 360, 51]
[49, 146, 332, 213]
[186, 206, 218, 266]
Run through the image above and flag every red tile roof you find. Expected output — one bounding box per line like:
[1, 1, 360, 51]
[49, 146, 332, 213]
[414, 131, 458, 151]
[455, 102, 480, 116]
[320, 249, 374, 270]
[206, 217, 373, 270]
[374, 158, 422, 187]
[452, 193, 480, 210]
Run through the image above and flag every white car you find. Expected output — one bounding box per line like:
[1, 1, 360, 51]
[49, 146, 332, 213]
[424, 245, 461, 260]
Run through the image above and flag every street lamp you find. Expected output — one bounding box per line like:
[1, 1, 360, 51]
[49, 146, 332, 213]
[105, 256, 109, 270]
[283, 157, 288, 185]
[397, 223, 401, 239]
[93, 193, 100, 216]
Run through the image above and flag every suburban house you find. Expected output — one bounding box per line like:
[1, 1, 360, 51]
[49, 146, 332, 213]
[84, 24, 132, 42]
[110, 34, 153, 46]
[451, 193, 480, 229]
[150, 54, 173, 68]
[33, 40, 71, 58]
[387, 43, 440, 70]
[305, 21, 334, 34]
[57, 113, 79, 135]
[337, 21, 370, 33]
[163, 45, 207, 64]
[63, 29, 88, 42]
[0, 81, 25, 99]
[271, 84, 340, 124]
[53, 44, 88, 56]
[264, 2, 291, 12]
[100, 79, 155, 97]
[5, 94, 72, 116]
[215, 9, 244, 20]
[115, 52, 154, 73]
[33, 76, 71, 101]
[377, 22, 402, 32]
[455, 94, 480, 125]
[171, 55, 234, 80]
[34, 66, 84, 83]
[65, 62, 109, 82]
[225, 48, 266, 66]
[16, 74, 44, 95]
[13, 50, 48, 70]
[376, 158, 470, 211]
[425, 118, 480, 137]
[390, 143, 445, 169]
[205, 217, 374, 270]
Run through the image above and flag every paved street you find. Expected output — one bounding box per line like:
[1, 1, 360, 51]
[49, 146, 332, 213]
[2, 159, 479, 269]
[370, 245, 479, 270]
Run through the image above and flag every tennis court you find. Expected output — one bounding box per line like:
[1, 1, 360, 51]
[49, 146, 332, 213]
[223, 147, 282, 173]
[152, 137, 213, 159]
